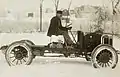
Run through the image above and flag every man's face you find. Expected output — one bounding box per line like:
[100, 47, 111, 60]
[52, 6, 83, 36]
[56, 13, 62, 18]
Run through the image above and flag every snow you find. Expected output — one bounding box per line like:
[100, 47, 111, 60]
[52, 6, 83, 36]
[0, 51, 120, 77]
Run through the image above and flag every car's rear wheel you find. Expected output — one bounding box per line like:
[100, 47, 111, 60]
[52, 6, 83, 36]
[91, 44, 118, 69]
[20, 40, 35, 45]
[5, 41, 33, 66]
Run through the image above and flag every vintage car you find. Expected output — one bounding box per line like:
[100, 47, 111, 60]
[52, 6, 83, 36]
[4, 30, 118, 69]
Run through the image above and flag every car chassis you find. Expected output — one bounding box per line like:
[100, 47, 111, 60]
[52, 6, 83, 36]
[4, 30, 118, 69]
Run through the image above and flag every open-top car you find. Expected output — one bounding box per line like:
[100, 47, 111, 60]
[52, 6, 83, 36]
[4, 29, 118, 69]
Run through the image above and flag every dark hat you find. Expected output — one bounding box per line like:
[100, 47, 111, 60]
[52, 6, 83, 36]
[56, 10, 62, 14]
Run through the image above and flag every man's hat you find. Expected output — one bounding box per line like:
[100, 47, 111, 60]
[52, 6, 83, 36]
[56, 10, 62, 14]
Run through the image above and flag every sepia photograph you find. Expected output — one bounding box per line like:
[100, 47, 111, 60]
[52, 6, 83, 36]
[0, 0, 120, 77]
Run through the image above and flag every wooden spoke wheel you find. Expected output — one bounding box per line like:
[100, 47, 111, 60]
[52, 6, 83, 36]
[5, 41, 33, 66]
[92, 44, 118, 69]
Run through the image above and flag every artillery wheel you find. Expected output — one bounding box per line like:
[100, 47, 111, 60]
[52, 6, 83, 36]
[91, 44, 118, 69]
[5, 41, 33, 66]
[20, 40, 36, 58]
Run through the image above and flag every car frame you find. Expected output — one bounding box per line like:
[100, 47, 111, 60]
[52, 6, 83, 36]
[4, 30, 118, 69]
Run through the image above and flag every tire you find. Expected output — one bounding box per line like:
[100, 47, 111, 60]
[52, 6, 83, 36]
[20, 40, 36, 58]
[20, 40, 35, 45]
[5, 41, 33, 66]
[91, 44, 118, 69]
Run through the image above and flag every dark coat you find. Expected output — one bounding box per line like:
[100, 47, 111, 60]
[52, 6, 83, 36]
[47, 16, 67, 37]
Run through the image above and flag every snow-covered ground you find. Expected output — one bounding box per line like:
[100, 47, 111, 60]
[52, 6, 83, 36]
[0, 52, 120, 77]
[0, 33, 120, 77]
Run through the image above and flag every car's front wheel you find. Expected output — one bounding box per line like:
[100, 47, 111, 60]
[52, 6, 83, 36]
[91, 44, 118, 69]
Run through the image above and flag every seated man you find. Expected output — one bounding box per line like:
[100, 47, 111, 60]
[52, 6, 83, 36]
[47, 10, 73, 45]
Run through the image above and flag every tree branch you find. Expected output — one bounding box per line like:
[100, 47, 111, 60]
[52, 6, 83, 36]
[53, 0, 59, 12]
[115, 0, 120, 8]
[40, 0, 44, 5]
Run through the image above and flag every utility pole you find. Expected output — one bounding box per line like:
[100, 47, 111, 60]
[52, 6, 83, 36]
[111, 0, 114, 34]
[40, 0, 44, 32]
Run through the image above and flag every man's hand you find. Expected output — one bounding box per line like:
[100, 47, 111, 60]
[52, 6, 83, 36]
[66, 23, 72, 27]
[67, 27, 72, 30]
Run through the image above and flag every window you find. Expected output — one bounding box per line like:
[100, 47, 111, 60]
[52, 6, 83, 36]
[28, 12, 34, 17]
[102, 35, 113, 46]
